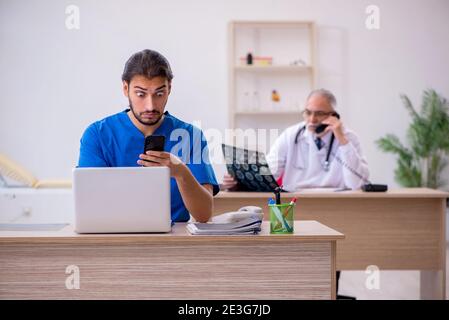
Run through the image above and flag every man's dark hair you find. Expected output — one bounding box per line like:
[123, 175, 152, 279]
[121, 49, 174, 83]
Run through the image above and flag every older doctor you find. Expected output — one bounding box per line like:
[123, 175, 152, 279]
[222, 89, 369, 191]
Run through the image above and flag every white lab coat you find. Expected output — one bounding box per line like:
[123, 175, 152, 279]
[266, 121, 369, 192]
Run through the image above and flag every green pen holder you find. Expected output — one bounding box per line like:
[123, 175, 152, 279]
[269, 203, 295, 234]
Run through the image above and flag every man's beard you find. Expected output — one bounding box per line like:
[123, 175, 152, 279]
[129, 99, 163, 126]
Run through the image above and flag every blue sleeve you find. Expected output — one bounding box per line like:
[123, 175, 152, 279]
[78, 123, 109, 167]
[188, 128, 220, 196]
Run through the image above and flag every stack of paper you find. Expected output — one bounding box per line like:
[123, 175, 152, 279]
[186, 217, 262, 235]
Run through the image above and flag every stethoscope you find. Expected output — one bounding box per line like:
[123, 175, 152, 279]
[294, 125, 335, 171]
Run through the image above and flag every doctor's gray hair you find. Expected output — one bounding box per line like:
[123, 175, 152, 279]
[307, 89, 337, 110]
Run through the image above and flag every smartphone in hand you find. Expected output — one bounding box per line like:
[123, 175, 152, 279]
[143, 135, 165, 162]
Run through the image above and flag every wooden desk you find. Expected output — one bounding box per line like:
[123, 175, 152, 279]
[0, 221, 344, 300]
[214, 188, 449, 299]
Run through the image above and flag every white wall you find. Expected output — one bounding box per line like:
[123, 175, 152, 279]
[1, 0, 449, 189]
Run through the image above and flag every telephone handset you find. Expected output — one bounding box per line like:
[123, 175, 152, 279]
[211, 206, 263, 223]
[315, 112, 341, 134]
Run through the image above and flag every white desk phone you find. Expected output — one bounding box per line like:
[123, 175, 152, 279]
[210, 206, 263, 223]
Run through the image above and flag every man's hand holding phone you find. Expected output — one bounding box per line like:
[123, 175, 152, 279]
[138, 150, 187, 179]
[138, 135, 187, 179]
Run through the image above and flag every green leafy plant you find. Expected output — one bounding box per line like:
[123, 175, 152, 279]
[376, 89, 449, 189]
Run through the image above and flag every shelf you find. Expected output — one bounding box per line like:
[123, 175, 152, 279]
[229, 20, 316, 130]
[233, 21, 315, 29]
[234, 65, 312, 73]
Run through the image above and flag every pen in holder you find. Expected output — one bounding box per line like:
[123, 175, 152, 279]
[268, 203, 295, 234]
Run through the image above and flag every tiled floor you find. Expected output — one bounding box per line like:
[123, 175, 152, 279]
[338, 208, 449, 300]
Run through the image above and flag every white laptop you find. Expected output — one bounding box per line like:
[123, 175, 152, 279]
[73, 167, 171, 233]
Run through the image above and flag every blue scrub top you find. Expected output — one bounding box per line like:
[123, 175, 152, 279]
[77, 109, 220, 222]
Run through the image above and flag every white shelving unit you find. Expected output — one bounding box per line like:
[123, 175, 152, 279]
[228, 21, 316, 151]
[234, 65, 312, 73]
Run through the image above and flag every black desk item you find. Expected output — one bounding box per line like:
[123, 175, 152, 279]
[222, 144, 280, 192]
[362, 183, 388, 192]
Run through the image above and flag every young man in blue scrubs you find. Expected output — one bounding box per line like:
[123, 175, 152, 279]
[78, 49, 219, 223]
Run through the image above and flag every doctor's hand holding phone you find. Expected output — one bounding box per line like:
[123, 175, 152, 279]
[312, 111, 349, 145]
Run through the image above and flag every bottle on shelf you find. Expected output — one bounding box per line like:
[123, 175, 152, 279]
[242, 91, 251, 111]
[271, 89, 281, 111]
[271, 90, 280, 102]
[251, 90, 260, 111]
[246, 52, 253, 65]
